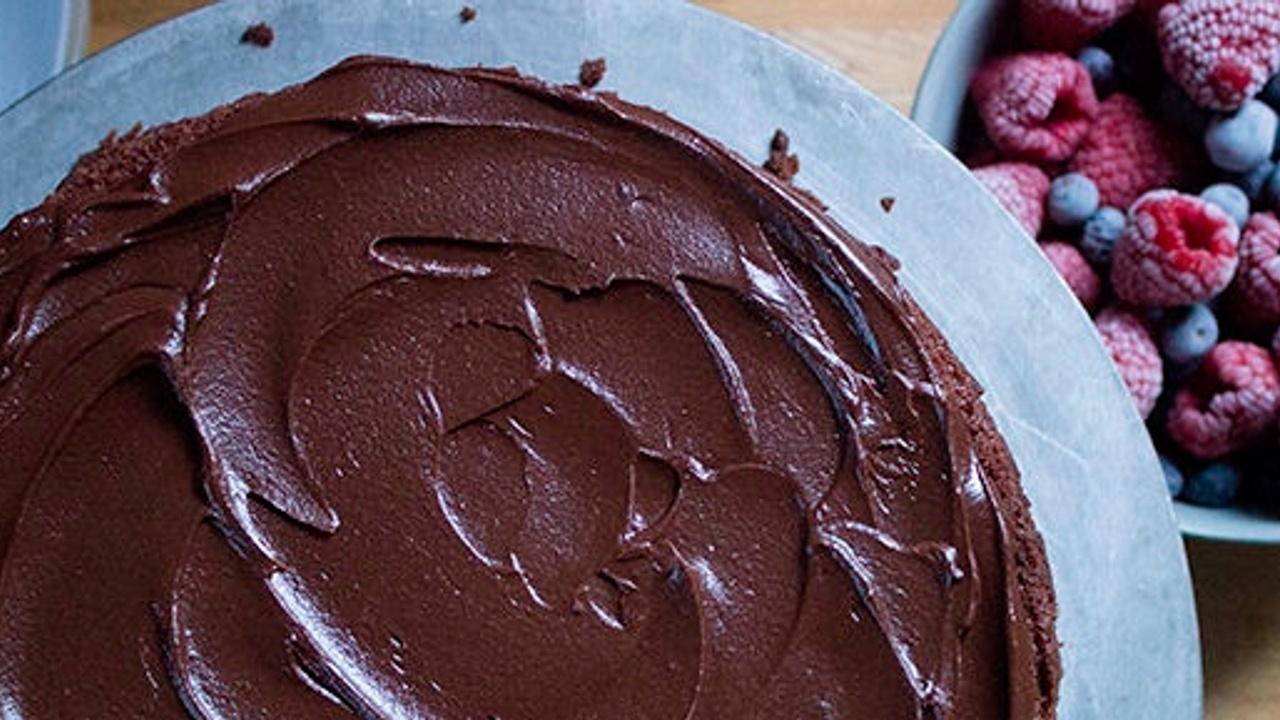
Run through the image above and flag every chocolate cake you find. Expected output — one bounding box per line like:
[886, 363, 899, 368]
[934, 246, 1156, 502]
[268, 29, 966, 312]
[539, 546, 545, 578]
[0, 57, 1059, 719]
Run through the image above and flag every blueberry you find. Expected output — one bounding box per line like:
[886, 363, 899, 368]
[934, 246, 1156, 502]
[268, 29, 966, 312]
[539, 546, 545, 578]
[1080, 206, 1126, 266]
[1160, 303, 1219, 364]
[1077, 46, 1115, 96]
[1047, 172, 1100, 227]
[1199, 183, 1251, 229]
[1159, 454, 1185, 497]
[1181, 461, 1242, 507]
[1205, 100, 1279, 173]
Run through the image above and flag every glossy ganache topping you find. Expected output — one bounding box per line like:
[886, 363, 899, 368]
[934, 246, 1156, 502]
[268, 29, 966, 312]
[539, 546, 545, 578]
[0, 58, 1056, 719]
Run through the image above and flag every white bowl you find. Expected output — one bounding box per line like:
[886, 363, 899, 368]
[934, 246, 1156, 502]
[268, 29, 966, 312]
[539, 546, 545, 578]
[911, 0, 1280, 544]
[0, 0, 88, 111]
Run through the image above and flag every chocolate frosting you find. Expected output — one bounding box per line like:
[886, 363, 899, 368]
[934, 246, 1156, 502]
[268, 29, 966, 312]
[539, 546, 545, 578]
[0, 58, 1057, 719]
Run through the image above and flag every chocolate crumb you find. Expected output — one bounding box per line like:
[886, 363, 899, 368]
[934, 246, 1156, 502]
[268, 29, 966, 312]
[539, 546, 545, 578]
[460, 6, 477, 23]
[578, 58, 608, 89]
[763, 128, 800, 183]
[880, 197, 896, 213]
[240, 22, 274, 48]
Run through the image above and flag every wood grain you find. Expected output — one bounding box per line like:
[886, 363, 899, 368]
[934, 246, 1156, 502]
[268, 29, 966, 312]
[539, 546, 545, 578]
[82, 2, 1280, 718]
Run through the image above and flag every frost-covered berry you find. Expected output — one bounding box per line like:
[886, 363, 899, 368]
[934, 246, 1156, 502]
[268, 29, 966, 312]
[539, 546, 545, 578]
[1157, 0, 1280, 112]
[1160, 303, 1219, 364]
[1048, 172, 1101, 226]
[1167, 340, 1280, 458]
[971, 162, 1052, 236]
[1159, 454, 1185, 496]
[1199, 182, 1252, 229]
[1205, 100, 1279, 173]
[1096, 308, 1164, 418]
[1081, 205, 1126, 266]
[1069, 94, 1194, 209]
[1077, 45, 1116, 94]
[970, 52, 1099, 162]
[1020, 0, 1137, 52]
[1041, 241, 1103, 311]
[1111, 190, 1240, 306]
[1232, 211, 1280, 325]
[1181, 461, 1243, 507]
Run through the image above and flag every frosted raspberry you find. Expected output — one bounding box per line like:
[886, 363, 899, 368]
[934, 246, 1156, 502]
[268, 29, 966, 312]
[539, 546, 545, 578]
[1157, 0, 1280, 112]
[1231, 211, 1280, 325]
[1095, 308, 1164, 418]
[971, 162, 1052, 236]
[1068, 94, 1197, 209]
[1019, 0, 1138, 52]
[970, 52, 1099, 162]
[1110, 189, 1240, 306]
[1166, 340, 1280, 458]
[1041, 241, 1104, 311]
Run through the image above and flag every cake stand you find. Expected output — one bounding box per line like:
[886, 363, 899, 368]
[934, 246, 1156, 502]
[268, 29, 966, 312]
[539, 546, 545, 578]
[0, 1, 1201, 717]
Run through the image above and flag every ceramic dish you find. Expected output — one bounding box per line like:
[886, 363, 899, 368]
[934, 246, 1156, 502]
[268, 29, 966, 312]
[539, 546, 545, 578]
[0, 0, 1201, 716]
[912, 0, 1280, 545]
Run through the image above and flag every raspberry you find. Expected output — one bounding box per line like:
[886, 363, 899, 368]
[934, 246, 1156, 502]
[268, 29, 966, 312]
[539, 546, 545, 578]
[971, 162, 1052, 236]
[1157, 0, 1280, 112]
[1018, 0, 1138, 52]
[1095, 308, 1164, 418]
[1110, 189, 1240, 306]
[1166, 340, 1280, 458]
[970, 52, 1099, 162]
[1068, 94, 1197, 209]
[1231, 211, 1280, 325]
[1041, 241, 1103, 311]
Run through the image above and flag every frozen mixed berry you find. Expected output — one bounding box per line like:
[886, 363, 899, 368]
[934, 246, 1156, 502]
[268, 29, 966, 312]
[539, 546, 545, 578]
[1081, 205, 1127, 266]
[1231, 211, 1280, 325]
[1180, 461, 1244, 506]
[1166, 340, 1280, 458]
[1159, 453, 1186, 496]
[1272, 324, 1280, 359]
[1041, 241, 1104, 311]
[1157, 0, 1280, 112]
[1019, 0, 1137, 52]
[1199, 182, 1252, 228]
[1077, 45, 1117, 95]
[1111, 189, 1240, 306]
[1095, 308, 1164, 418]
[971, 162, 1052, 236]
[970, 51, 1099, 162]
[1160, 303, 1220, 364]
[1047, 172, 1101, 226]
[1204, 99, 1279, 173]
[1068, 94, 1195, 209]
[1231, 158, 1278, 203]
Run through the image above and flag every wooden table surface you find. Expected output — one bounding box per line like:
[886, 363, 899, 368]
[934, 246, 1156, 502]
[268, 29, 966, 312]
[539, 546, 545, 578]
[86, 1, 1280, 718]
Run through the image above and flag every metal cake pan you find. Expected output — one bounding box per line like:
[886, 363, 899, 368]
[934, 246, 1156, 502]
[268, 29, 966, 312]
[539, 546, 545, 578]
[0, 1, 1200, 718]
